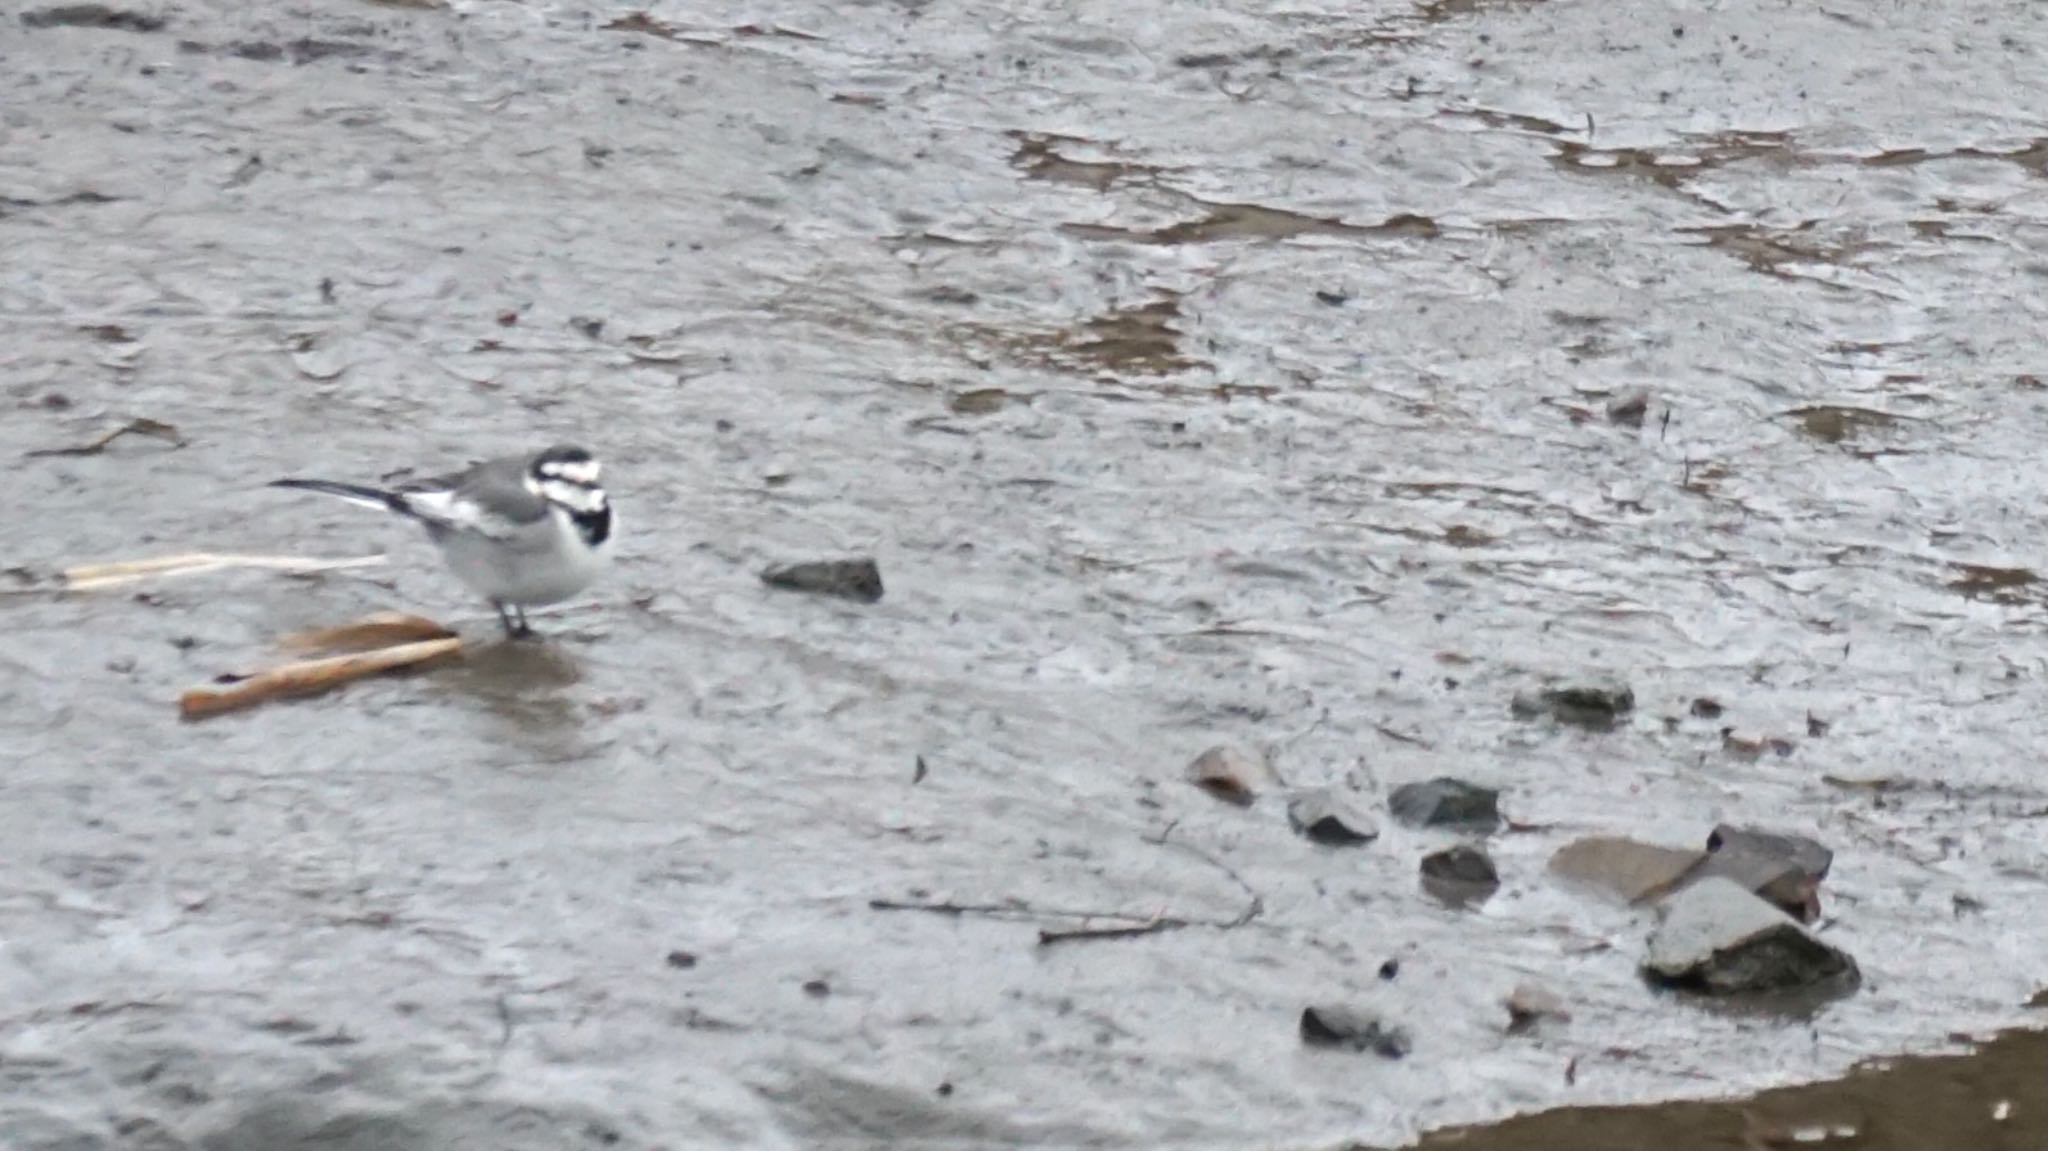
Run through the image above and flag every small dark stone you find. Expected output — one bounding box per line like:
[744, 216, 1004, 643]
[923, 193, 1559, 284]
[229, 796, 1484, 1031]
[761, 558, 884, 603]
[1420, 845, 1500, 907]
[936, 1081, 954, 1097]
[1503, 983, 1570, 1034]
[801, 979, 830, 998]
[1806, 712, 1829, 737]
[571, 316, 605, 338]
[1286, 788, 1379, 845]
[664, 950, 696, 969]
[1511, 681, 1635, 730]
[1300, 1005, 1410, 1058]
[1314, 289, 1349, 306]
[1606, 389, 1650, 427]
[1421, 845, 1497, 885]
[1388, 777, 1501, 831]
[1377, 958, 1400, 981]
[1689, 697, 1724, 719]
[1184, 744, 1274, 807]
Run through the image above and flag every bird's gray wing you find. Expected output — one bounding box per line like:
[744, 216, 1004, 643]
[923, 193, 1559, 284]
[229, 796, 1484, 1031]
[394, 456, 549, 539]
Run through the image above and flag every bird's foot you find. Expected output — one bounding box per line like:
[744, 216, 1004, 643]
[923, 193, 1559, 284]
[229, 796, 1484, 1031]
[493, 602, 539, 641]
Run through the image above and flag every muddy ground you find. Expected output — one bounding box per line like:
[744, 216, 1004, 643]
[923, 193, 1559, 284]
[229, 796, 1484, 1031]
[4, 0, 2048, 1147]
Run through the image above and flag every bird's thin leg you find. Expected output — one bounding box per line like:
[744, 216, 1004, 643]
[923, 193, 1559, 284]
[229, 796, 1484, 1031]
[510, 604, 535, 640]
[492, 599, 522, 639]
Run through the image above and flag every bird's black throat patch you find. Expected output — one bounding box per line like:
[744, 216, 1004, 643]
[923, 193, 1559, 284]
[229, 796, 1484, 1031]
[570, 502, 611, 547]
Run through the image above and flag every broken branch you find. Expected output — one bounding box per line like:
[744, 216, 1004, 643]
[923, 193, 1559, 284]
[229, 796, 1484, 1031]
[62, 552, 386, 591]
[25, 417, 184, 458]
[179, 636, 462, 720]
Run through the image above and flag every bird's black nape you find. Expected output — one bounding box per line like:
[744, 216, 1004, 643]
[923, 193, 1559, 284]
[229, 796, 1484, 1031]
[529, 444, 596, 478]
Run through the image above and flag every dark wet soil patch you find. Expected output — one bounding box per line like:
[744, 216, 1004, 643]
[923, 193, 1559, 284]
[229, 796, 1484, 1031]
[605, 12, 822, 45]
[20, 4, 164, 32]
[178, 37, 379, 65]
[1548, 132, 1792, 191]
[1065, 203, 1439, 245]
[1009, 133, 1161, 191]
[1785, 405, 1904, 445]
[1948, 563, 2037, 605]
[960, 294, 1199, 378]
[1681, 223, 1881, 281]
[1860, 140, 2048, 177]
[1452, 106, 1578, 136]
[1407, 1027, 2048, 1151]
[1060, 297, 1192, 374]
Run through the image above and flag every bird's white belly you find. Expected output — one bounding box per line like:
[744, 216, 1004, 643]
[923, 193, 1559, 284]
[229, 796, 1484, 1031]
[434, 508, 613, 606]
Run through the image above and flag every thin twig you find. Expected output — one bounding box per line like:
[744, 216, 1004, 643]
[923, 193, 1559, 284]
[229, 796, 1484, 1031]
[1039, 913, 1182, 946]
[25, 417, 183, 459]
[869, 827, 1267, 949]
[63, 552, 386, 591]
[179, 636, 463, 720]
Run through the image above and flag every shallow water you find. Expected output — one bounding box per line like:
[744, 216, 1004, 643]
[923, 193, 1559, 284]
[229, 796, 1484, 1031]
[3, 0, 2047, 1147]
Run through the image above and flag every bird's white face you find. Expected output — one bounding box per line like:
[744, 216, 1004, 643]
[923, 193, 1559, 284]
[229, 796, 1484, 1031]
[540, 458, 602, 486]
[528, 451, 607, 514]
[539, 477, 607, 514]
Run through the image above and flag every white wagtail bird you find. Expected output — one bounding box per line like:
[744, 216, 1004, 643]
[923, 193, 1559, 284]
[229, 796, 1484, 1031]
[269, 444, 613, 639]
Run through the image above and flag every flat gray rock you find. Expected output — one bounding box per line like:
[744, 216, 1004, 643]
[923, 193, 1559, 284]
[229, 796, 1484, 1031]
[1644, 878, 1858, 995]
[761, 557, 884, 603]
[1388, 777, 1501, 831]
[1510, 680, 1635, 730]
[1287, 787, 1379, 845]
[1549, 836, 1703, 903]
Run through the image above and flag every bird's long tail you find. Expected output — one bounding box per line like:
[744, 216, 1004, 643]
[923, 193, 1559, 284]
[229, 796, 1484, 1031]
[268, 478, 413, 517]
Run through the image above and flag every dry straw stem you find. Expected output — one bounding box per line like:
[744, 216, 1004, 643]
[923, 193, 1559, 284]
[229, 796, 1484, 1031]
[64, 552, 385, 592]
[180, 634, 462, 720]
[278, 611, 456, 653]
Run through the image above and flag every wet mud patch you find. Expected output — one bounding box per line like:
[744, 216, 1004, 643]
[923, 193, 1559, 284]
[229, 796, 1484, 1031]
[603, 11, 823, 46]
[177, 36, 382, 66]
[1451, 106, 1583, 138]
[955, 293, 1201, 379]
[1947, 563, 2038, 606]
[1547, 131, 1794, 191]
[1783, 405, 1913, 453]
[19, 4, 165, 32]
[1681, 222, 1883, 283]
[1009, 133, 1435, 244]
[1407, 1027, 2048, 1151]
[1009, 132, 1163, 191]
[1859, 140, 2048, 177]
[1065, 202, 1439, 245]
